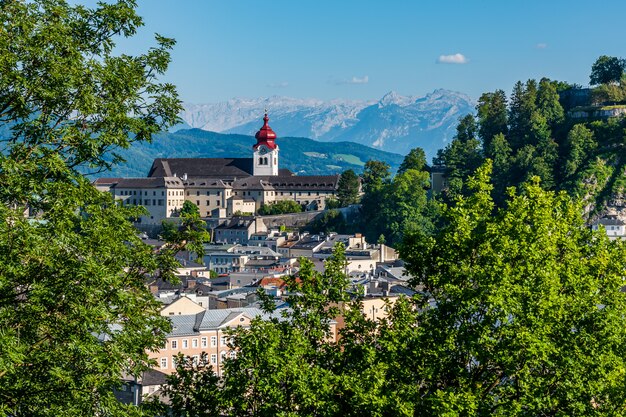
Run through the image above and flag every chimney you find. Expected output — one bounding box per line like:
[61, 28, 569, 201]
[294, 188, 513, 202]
[183, 173, 188, 180]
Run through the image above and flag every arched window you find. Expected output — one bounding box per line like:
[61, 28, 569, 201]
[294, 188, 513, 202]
[259, 157, 263, 165]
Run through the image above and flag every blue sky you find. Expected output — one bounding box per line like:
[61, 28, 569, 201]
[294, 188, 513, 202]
[112, 0, 626, 103]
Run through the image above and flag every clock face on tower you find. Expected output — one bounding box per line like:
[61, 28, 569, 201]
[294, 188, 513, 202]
[258, 146, 268, 155]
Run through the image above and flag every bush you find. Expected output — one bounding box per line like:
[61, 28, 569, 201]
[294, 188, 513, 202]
[258, 200, 303, 215]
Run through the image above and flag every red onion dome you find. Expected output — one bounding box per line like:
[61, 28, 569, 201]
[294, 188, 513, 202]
[254, 113, 278, 149]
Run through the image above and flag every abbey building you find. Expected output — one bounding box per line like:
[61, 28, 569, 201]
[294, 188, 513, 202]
[95, 113, 340, 224]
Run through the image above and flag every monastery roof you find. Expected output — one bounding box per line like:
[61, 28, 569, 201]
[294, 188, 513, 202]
[232, 176, 275, 190]
[182, 178, 232, 188]
[257, 174, 340, 191]
[148, 158, 254, 179]
[93, 177, 123, 185]
[112, 177, 183, 189]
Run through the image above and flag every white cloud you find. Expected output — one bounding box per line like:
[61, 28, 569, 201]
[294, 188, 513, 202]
[536, 43, 548, 49]
[436, 53, 468, 64]
[333, 75, 369, 85]
[267, 81, 289, 88]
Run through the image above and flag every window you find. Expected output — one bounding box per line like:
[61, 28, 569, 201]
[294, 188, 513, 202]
[196, 200, 200, 206]
[220, 336, 227, 346]
[172, 356, 177, 368]
[171, 340, 177, 349]
[196, 191, 200, 196]
[210, 354, 217, 364]
[192, 338, 198, 348]
[211, 336, 217, 347]
[182, 339, 188, 349]
[201, 337, 207, 348]
[217, 200, 220, 206]
[220, 351, 227, 361]
[192, 355, 199, 365]
[160, 357, 167, 369]
[217, 191, 220, 196]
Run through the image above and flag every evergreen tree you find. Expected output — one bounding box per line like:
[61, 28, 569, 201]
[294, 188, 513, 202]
[477, 89, 508, 156]
[336, 169, 360, 206]
[562, 124, 596, 179]
[508, 80, 538, 150]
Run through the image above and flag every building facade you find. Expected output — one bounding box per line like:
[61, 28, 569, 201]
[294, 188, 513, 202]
[95, 113, 340, 224]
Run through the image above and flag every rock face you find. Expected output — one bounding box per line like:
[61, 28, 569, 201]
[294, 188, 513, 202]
[178, 89, 476, 159]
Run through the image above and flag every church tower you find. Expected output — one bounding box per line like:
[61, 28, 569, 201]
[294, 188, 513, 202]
[252, 112, 279, 176]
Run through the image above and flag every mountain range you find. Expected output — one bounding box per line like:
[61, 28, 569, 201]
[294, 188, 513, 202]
[178, 89, 476, 159]
[94, 129, 405, 178]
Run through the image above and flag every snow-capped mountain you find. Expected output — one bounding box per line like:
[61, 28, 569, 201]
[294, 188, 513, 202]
[178, 89, 475, 158]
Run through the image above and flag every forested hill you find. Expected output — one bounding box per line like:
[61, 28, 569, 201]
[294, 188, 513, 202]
[94, 129, 404, 178]
[435, 65, 626, 222]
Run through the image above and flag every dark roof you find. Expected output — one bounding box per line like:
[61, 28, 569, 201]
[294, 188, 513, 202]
[233, 176, 275, 190]
[215, 217, 255, 230]
[141, 369, 168, 386]
[182, 178, 231, 188]
[596, 217, 626, 226]
[148, 158, 254, 179]
[258, 174, 340, 191]
[112, 177, 183, 189]
[93, 177, 123, 185]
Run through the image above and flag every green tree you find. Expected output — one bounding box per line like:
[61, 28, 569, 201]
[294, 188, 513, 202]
[360, 160, 392, 242]
[561, 124, 596, 178]
[219, 246, 351, 416]
[536, 77, 565, 127]
[433, 116, 483, 201]
[361, 160, 391, 194]
[258, 199, 303, 215]
[399, 162, 626, 415]
[508, 80, 538, 150]
[336, 169, 360, 207]
[0, 0, 184, 415]
[385, 168, 432, 244]
[324, 198, 341, 210]
[477, 89, 508, 156]
[590, 55, 626, 85]
[144, 353, 222, 417]
[397, 147, 427, 174]
[181, 200, 200, 217]
[308, 209, 347, 234]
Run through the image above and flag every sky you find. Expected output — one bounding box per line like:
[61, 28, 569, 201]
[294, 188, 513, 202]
[108, 0, 626, 104]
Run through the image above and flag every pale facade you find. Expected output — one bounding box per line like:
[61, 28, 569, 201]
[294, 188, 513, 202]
[108, 177, 185, 224]
[160, 296, 205, 317]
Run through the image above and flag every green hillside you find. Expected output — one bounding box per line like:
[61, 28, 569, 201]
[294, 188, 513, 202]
[93, 129, 404, 178]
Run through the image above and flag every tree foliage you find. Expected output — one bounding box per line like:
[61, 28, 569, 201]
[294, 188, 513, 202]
[257, 199, 303, 215]
[360, 152, 434, 246]
[0, 0, 186, 415]
[398, 162, 626, 415]
[590, 55, 626, 85]
[336, 169, 360, 207]
[157, 164, 626, 416]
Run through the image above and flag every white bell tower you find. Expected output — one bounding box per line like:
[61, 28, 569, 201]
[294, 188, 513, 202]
[252, 112, 279, 176]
